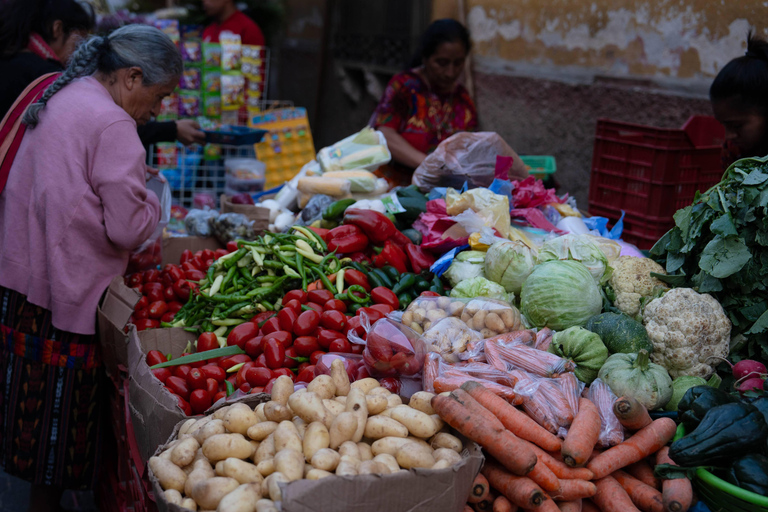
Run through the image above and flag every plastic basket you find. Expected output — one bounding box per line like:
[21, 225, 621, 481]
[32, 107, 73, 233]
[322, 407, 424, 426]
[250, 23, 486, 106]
[589, 204, 672, 250]
[203, 126, 268, 145]
[588, 115, 725, 223]
[520, 155, 556, 181]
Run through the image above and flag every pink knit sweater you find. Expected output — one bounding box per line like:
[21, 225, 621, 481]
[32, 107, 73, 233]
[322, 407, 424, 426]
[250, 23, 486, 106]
[0, 77, 160, 335]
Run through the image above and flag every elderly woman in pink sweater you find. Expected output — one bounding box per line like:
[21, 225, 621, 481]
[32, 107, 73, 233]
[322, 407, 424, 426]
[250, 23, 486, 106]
[0, 24, 181, 511]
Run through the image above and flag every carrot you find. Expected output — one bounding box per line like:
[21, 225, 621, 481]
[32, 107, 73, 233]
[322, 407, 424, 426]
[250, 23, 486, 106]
[612, 470, 664, 512]
[581, 500, 600, 512]
[437, 374, 520, 403]
[586, 418, 677, 479]
[562, 398, 602, 468]
[613, 396, 652, 431]
[474, 495, 495, 512]
[656, 447, 693, 512]
[527, 459, 561, 493]
[550, 479, 597, 501]
[592, 476, 641, 512]
[626, 460, 660, 490]
[469, 473, 491, 503]
[462, 381, 562, 451]
[493, 495, 518, 512]
[556, 500, 582, 512]
[432, 394, 537, 476]
[529, 444, 595, 481]
[449, 388, 507, 430]
[482, 459, 548, 509]
[423, 352, 440, 393]
[533, 498, 561, 512]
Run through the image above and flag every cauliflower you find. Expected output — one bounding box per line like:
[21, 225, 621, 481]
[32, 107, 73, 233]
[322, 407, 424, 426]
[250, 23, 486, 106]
[608, 256, 669, 319]
[642, 287, 731, 379]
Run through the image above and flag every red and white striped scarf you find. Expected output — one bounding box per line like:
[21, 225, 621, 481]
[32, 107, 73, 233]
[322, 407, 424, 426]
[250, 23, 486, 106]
[27, 32, 60, 63]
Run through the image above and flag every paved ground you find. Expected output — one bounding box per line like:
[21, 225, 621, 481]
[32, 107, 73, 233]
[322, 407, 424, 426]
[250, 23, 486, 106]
[0, 469, 97, 512]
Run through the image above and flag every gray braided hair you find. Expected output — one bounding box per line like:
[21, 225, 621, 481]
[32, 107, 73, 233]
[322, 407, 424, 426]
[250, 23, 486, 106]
[23, 24, 183, 127]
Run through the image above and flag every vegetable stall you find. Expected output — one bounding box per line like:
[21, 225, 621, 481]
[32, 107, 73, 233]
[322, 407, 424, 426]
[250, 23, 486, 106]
[101, 126, 768, 512]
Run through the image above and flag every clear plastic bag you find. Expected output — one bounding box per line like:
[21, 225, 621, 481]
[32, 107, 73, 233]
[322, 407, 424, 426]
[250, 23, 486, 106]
[446, 187, 512, 238]
[209, 212, 257, 244]
[402, 296, 523, 337]
[313, 353, 368, 382]
[127, 176, 171, 271]
[184, 208, 219, 237]
[557, 372, 584, 419]
[423, 353, 520, 403]
[486, 334, 576, 377]
[422, 317, 481, 363]
[534, 328, 554, 351]
[510, 370, 560, 434]
[355, 317, 427, 378]
[585, 378, 625, 447]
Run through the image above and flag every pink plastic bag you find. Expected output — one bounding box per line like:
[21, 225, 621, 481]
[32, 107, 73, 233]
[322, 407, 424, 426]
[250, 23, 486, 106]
[412, 199, 468, 252]
[585, 378, 625, 447]
[511, 176, 566, 209]
[485, 333, 575, 377]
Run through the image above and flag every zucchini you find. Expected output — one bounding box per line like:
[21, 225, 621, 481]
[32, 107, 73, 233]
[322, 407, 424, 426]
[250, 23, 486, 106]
[584, 312, 653, 354]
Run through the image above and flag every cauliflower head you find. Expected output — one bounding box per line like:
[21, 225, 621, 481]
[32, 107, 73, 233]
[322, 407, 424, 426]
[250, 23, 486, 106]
[609, 256, 668, 319]
[642, 287, 731, 379]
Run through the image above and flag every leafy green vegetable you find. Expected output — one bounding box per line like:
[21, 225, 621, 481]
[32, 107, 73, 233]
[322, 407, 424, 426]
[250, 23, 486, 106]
[650, 155, 768, 362]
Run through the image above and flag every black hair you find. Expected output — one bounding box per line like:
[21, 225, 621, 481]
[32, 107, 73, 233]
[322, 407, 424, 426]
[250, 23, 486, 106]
[0, 0, 95, 58]
[710, 31, 768, 114]
[408, 18, 471, 69]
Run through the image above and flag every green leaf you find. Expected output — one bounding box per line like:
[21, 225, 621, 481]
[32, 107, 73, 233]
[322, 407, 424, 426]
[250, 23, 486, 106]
[653, 463, 698, 481]
[710, 214, 738, 236]
[743, 169, 768, 185]
[692, 271, 723, 293]
[665, 252, 686, 273]
[674, 206, 693, 239]
[651, 272, 688, 287]
[699, 236, 752, 278]
[149, 345, 245, 369]
[746, 308, 768, 334]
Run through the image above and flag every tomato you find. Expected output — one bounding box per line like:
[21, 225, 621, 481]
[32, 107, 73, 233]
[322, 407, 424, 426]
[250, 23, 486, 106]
[134, 296, 149, 312]
[188, 256, 204, 271]
[350, 344, 364, 355]
[226, 241, 240, 253]
[143, 269, 161, 283]
[189, 389, 212, 415]
[277, 308, 298, 332]
[201, 364, 226, 383]
[197, 332, 219, 352]
[264, 378, 277, 394]
[329, 338, 352, 353]
[263, 339, 285, 370]
[172, 279, 193, 302]
[272, 368, 294, 380]
[296, 365, 315, 383]
[282, 299, 302, 315]
[213, 391, 227, 403]
[294, 310, 320, 336]
[167, 301, 183, 314]
[244, 336, 264, 358]
[239, 382, 251, 393]
[357, 307, 385, 324]
[236, 362, 257, 388]
[420, 291, 440, 297]
[131, 285, 143, 295]
[260, 317, 281, 336]
[310, 351, 325, 365]
[202, 378, 217, 397]
[346, 316, 366, 338]
[186, 368, 207, 390]
[370, 287, 399, 309]
[369, 304, 394, 315]
[283, 290, 308, 304]
[180, 249, 193, 265]
[262, 331, 292, 349]
[163, 286, 176, 302]
[164, 264, 184, 283]
[184, 269, 205, 281]
[343, 270, 370, 292]
[201, 249, 215, 263]
[173, 365, 191, 380]
[283, 347, 300, 368]
[166, 376, 190, 401]
[127, 273, 143, 287]
[323, 299, 347, 313]
[304, 302, 324, 314]
[147, 301, 168, 319]
[134, 318, 159, 331]
[250, 312, 275, 326]
[151, 367, 171, 384]
[293, 336, 320, 357]
[320, 310, 346, 332]
[317, 329, 344, 350]
[160, 312, 176, 323]
[249, 387, 265, 394]
[355, 365, 370, 380]
[176, 395, 192, 416]
[227, 322, 260, 349]
[146, 350, 166, 367]
[308, 289, 334, 304]
[389, 352, 421, 375]
[245, 367, 272, 387]
[134, 308, 149, 320]
[144, 283, 164, 303]
[218, 354, 251, 371]
[379, 377, 401, 394]
[254, 354, 267, 368]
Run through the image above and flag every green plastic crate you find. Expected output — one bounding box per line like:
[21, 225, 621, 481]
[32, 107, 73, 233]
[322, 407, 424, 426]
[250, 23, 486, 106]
[520, 155, 556, 180]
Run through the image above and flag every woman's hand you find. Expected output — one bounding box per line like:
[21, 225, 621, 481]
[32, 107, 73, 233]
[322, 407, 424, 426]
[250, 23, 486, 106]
[175, 119, 206, 146]
[379, 126, 428, 169]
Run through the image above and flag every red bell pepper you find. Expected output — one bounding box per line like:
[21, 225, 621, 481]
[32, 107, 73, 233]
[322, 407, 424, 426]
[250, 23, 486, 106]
[374, 241, 408, 274]
[346, 252, 371, 264]
[326, 225, 369, 254]
[343, 209, 411, 247]
[308, 226, 330, 243]
[404, 243, 436, 274]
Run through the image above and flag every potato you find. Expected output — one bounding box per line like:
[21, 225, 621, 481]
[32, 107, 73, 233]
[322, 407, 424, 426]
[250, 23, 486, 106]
[191, 477, 239, 510]
[256, 459, 275, 477]
[357, 442, 373, 462]
[193, 419, 226, 445]
[386, 394, 403, 409]
[158, 447, 174, 461]
[358, 460, 390, 475]
[273, 421, 302, 453]
[396, 442, 436, 469]
[202, 433, 254, 463]
[448, 301, 465, 317]
[254, 403, 267, 422]
[224, 406, 259, 435]
[501, 307, 521, 329]
[370, 437, 413, 457]
[367, 387, 391, 398]
[431, 414, 445, 432]
[390, 406, 439, 438]
[483, 312, 504, 332]
[185, 464, 215, 497]
[179, 418, 198, 437]
[401, 311, 413, 325]
[149, 456, 187, 492]
[219, 458, 263, 485]
[335, 459, 358, 476]
[247, 421, 278, 442]
[171, 437, 201, 468]
[263, 402, 292, 423]
[271, 376, 294, 405]
[364, 416, 409, 439]
[292, 416, 308, 438]
[306, 375, 335, 399]
[274, 449, 304, 481]
[409, 322, 423, 334]
[310, 448, 340, 472]
[255, 499, 279, 512]
[323, 399, 345, 416]
[330, 359, 350, 397]
[254, 434, 275, 464]
[426, 309, 447, 323]
[164, 489, 183, 505]
[479, 328, 496, 339]
[408, 392, 436, 415]
[473, 309, 487, 326]
[338, 441, 360, 460]
[306, 468, 333, 480]
[365, 395, 388, 415]
[265, 472, 288, 501]
[412, 308, 426, 324]
[372, 453, 399, 474]
[302, 422, 330, 461]
[216, 482, 262, 512]
[180, 497, 198, 511]
[430, 432, 463, 452]
[350, 378, 380, 394]
[329, 412, 358, 449]
[345, 389, 368, 443]
[431, 459, 451, 470]
[406, 436, 433, 451]
[433, 448, 462, 466]
[212, 406, 230, 420]
[288, 391, 333, 428]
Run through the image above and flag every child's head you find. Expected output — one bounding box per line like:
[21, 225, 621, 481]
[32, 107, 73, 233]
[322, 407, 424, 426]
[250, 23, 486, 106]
[710, 32, 768, 158]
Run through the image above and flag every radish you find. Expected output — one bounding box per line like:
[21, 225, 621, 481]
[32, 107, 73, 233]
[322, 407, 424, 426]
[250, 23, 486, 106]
[732, 359, 767, 381]
[736, 377, 765, 395]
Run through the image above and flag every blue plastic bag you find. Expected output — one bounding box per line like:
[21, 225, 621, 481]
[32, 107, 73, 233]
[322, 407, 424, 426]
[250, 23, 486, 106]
[583, 211, 624, 240]
[430, 244, 470, 277]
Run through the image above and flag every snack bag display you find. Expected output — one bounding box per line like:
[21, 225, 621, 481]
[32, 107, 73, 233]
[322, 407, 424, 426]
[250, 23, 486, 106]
[202, 93, 221, 118]
[203, 42, 221, 68]
[154, 19, 179, 44]
[203, 70, 221, 93]
[220, 31, 242, 71]
[157, 92, 178, 121]
[155, 143, 177, 169]
[181, 40, 202, 63]
[179, 67, 201, 90]
[178, 90, 201, 117]
[221, 72, 245, 109]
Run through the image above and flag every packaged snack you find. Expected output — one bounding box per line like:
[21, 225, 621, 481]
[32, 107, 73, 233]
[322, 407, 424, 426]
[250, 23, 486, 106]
[155, 143, 177, 169]
[209, 212, 257, 243]
[181, 24, 203, 40]
[585, 378, 625, 447]
[181, 39, 202, 62]
[157, 92, 178, 121]
[179, 67, 201, 90]
[154, 19, 179, 44]
[184, 208, 218, 237]
[221, 72, 245, 109]
[202, 93, 221, 118]
[203, 70, 221, 93]
[354, 317, 427, 378]
[178, 90, 201, 117]
[220, 31, 242, 71]
[203, 42, 221, 68]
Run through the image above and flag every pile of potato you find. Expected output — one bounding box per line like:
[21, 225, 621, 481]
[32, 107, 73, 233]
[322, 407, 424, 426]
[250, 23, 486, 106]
[149, 360, 466, 512]
[403, 296, 522, 338]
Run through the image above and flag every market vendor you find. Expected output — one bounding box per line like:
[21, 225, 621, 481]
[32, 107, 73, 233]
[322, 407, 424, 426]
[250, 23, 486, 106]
[371, 19, 479, 188]
[0, 0, 205, 146]
[0, 25, 180, 512]
[202, 0, 265, 46]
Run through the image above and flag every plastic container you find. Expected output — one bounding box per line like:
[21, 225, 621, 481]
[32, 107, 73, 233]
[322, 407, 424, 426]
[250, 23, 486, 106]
[520, 155, 557, 181]
[225, 158, 266, 193]
[588, 115, 725, 226]
[203, 125, 268, 145]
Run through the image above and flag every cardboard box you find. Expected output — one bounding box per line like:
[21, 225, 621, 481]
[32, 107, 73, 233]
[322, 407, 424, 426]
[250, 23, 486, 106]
[220, 194, 270, 232]
[161, 235, 223, 266]
[97, 276, 141, 378]
[148, 401, 484, 512]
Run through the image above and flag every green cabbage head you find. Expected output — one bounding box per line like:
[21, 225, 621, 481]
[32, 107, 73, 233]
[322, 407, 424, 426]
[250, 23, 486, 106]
[537, 234, 612, 284]
[484, 240, 536, 295]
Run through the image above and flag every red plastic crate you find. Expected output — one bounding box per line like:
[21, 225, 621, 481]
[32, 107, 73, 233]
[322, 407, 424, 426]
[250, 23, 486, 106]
[589, 204, 673, 250]
[588, 115, 725, 223]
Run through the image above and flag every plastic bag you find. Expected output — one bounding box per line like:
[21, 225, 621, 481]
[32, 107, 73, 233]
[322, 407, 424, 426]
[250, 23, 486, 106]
[402, 296, 522, 338]
[511, 176, 565, 209]
[485, 333, 575, 377]
[557, 372, 584, 419]
[209, 212, 257, 244]
[446, 187, 511, 238]
[412, 199, 469, 253]
[313, 353, 368, 382]
[184, 208, 219, 237]
[510, 370, 560, 433]
[423, 353, 520, 403]
[585, 378, 625, 447]
[355, 318, 427, 378]
[127, 176, 171, 272]
[534, 328, 554, 351]
[413, 132, 526, 192]
[422, 317, 481, 363]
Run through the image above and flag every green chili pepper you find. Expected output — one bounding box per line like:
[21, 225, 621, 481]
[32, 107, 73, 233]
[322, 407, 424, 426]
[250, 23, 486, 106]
[256, 275, 277, 283]
[366, 271, 385, 289]
[223, 248, 247, 269]
[238, 266, 251, 281]
[431, 274, 444, 295]
[219, 301, 251, 319]
[301, 304, 314, 312]
[263, 260, 284, 270]
[150, 345, 246, 369]
[260, 301, 274, 311]
[312, 267, 336, 294]
[296, 253, 307, 291]
[370, 268, 394, 288]
[346, 284, 369, 304]
[225, 379, 235, 396]
[349, 303, 364, 314]
[383, 266, 400, 283]
[392, 273, 416, 295]
[414, 277, 431, 293]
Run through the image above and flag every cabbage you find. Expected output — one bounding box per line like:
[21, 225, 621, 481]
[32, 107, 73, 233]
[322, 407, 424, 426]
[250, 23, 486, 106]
[485, 240, 536, 294]
[443, 251, 486, 287]
[537, 234, 612, 284]
[521, 260, 603, 330]
[450, 277, 512, 303]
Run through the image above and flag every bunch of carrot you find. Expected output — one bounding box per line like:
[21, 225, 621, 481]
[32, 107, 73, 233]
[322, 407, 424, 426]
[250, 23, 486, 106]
[432, 382, 693, 512]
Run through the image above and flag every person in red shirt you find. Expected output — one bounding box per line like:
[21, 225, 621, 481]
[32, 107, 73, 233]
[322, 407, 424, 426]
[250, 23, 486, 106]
[202, 0, 265, 45]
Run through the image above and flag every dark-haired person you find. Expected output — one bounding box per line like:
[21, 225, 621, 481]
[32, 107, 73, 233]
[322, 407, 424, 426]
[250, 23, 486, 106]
[0, 25, 181, 512]
[202, 0, 265, 45]
[711, 32, 768, 169]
